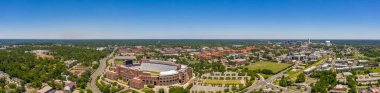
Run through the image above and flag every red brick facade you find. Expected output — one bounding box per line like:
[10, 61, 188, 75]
[129, 77, 144, 89]
[106, 63, 193, 89]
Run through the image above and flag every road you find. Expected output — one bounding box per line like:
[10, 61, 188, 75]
[244, 65, 297, 93]
[265, 66, 292, 83]
[87, 48, 116, 93]
[243, 57, 331, 93]
[242, 74, 265, 92]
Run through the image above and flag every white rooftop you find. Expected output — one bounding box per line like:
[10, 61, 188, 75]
[342, 72, 353, 76]
[160, 70, 178, 76]
[64, 86, 70, 91]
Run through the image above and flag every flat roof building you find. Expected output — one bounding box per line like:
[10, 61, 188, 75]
[304, 66, 317, 74]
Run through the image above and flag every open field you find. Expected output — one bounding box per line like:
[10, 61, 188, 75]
[114, 60, 124, 65]
[145, 70, 160, 75]
[204, 80, 242, 85]
[285, 70, 296, 75]
[244, 61, 292, 73]
[370, 68, 380, 72]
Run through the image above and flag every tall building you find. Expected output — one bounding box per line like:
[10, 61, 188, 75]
[326, 41, 332, 46]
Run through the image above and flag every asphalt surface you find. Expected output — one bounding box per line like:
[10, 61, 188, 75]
[87, 48, 116, 93]
[244, 65, 297, 93]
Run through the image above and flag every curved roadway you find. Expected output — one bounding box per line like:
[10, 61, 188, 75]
[87, 48, 116, 93]
[244, 65, 298, 93]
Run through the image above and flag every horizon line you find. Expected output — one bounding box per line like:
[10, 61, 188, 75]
[1, 38, 380, 40]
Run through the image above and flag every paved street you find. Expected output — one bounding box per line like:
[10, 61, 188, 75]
[87, 48, 116, 93]
[244, 65, 298, 93]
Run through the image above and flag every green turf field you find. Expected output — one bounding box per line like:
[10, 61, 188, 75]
[145, 70, 160, 75]
[114, 60, 125, 65]
[245, 61, 292, 73]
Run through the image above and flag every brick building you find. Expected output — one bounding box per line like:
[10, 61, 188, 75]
[106, 60, 193, 89]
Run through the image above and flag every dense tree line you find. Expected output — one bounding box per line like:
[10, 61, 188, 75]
[0, 78, 25, 93]
[0, 46, 108, 89]
[0, 50, 66, 88]
[346, 75, 357, 93]
[361, 48, 380, 58]
[76, 70, 91, 89]
[12, 46, 108, 66]
[237, 67, 259, 81]
[169, 86, 189, 93]
[310, 71, 337, 93]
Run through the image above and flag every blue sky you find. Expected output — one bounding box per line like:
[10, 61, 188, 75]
[0, 0, 379, 39]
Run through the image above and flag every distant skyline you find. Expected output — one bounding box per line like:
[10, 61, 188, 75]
[1, 0, 379, 39]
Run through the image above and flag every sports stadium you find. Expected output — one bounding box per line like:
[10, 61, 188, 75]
[106, 60, 193, 89]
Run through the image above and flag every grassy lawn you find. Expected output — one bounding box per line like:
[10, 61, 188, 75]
[145, 70, 160, 75]
[245, 61, 292, 73]
[204, 80, 242, 85]
[141, 88, 154, 93]
[370, 68, 380, 72]
[259, 73, 273, 79]
[285, 70, 296, 75]
[114, 60, 125, 65]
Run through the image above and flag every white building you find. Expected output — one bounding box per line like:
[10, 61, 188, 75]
[326, 41, 332, 46]
[304, 66, 317, 74]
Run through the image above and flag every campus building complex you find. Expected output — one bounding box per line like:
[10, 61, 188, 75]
[106, 60, 193, 89]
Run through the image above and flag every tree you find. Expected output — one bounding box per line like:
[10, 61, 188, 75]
[238, 84, 244, 90]
[147, 84, 155, 88]
[296, 73, 306, 83]
[0, 78, 5, 88]
[279, 76, 292, 87]
[132, 90, 139, 93]
[186, 83, 193, 90]
[0, 46, 108, 89]
[15, 87, 25, 93]
[0, 88, 5, 93]
[231, 85, 237, 91]
[348, 88, 357, 93]
[159, 88, 165, 93]
[261, 69, 274, 74]
[364, 70, 372, 74]
[224, 88, 229, 92]
[169, 86, 188, 93]
[8, 84, 16, 89]
[311, 71, 337, 93]
[142, 88, 154, 93]
[347, 75, 357, 93]
[86, 89, 93, 93]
